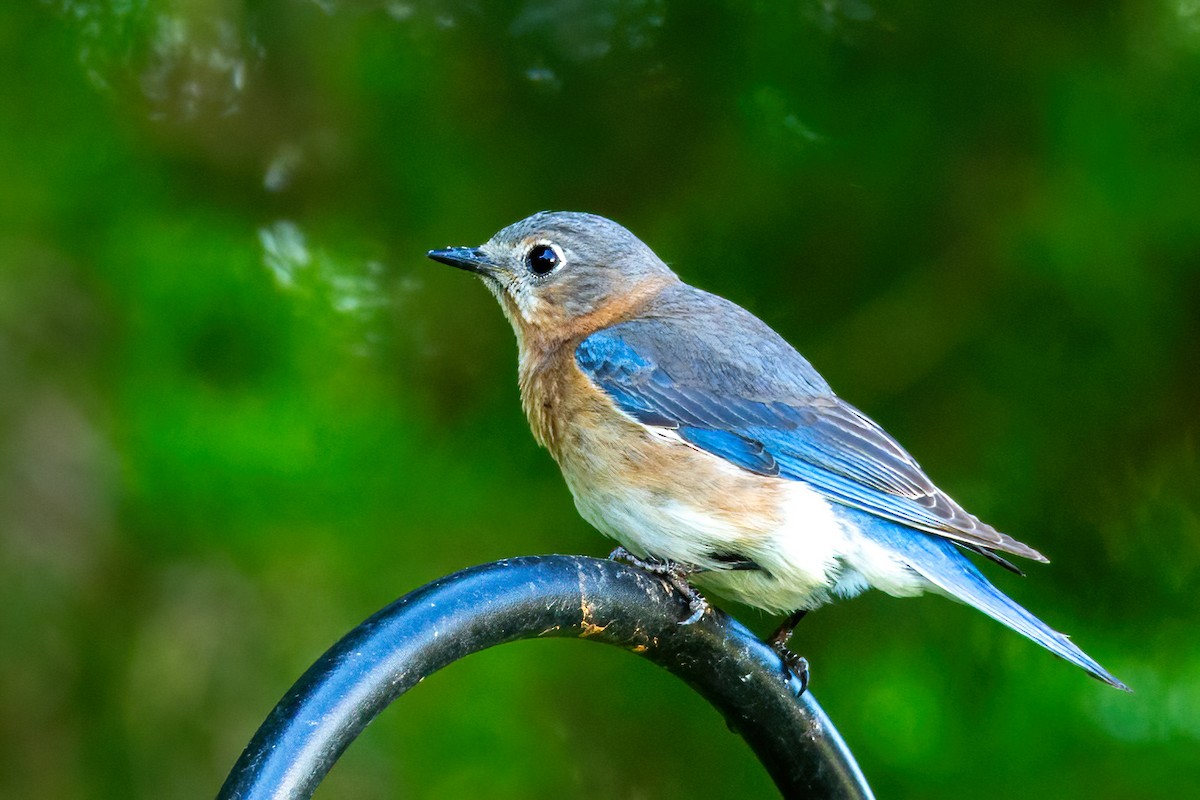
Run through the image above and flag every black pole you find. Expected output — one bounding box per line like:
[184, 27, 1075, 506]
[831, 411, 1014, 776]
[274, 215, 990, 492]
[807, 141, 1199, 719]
[218, 555, 874, 799]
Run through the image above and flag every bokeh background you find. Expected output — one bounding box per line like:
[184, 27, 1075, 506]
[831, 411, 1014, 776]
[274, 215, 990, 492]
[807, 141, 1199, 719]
[3, 1, 1199, 797]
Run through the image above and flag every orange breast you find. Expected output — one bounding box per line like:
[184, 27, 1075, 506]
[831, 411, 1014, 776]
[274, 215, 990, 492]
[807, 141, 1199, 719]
[518, 343, 785, 538]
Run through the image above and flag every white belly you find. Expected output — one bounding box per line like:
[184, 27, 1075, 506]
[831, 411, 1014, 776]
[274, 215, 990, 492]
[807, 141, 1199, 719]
[554, 413, 929, 614]
[569, 465, 903, 614]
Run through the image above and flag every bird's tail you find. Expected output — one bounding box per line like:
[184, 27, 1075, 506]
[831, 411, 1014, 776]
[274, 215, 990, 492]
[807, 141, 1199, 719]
[865, 519, 1130, 691]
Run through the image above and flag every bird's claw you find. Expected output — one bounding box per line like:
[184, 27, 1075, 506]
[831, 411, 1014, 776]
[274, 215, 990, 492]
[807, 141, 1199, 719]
[764, 609, 810, 693]
[608, 546, 709, 625]
[778, 650, 810, 696]
[607, 545, 639, 566]
[678, 591, 708, 626]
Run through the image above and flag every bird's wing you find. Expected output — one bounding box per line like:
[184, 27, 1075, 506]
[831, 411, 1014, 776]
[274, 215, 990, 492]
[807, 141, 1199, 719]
[576, 324, 1047, 562]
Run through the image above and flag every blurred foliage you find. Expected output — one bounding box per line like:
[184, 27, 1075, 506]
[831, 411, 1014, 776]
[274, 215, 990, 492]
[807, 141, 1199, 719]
[1, 1, 1198, 798]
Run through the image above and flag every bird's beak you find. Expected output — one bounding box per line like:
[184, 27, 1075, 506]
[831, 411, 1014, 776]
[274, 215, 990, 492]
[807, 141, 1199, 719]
[426, 246, 496, 275]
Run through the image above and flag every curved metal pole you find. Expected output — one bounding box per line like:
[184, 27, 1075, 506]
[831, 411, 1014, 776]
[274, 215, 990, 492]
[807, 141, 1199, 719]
[218, 555, 874, 799]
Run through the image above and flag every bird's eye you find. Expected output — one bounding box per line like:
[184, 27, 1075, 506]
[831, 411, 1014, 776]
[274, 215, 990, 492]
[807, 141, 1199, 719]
[526, 243, 561, 276]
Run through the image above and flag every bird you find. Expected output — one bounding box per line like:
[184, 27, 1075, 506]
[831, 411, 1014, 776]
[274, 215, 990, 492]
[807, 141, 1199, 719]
[427, 210, 1128, 692]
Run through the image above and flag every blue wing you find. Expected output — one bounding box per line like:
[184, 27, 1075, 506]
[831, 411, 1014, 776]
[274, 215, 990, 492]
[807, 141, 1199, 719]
[576, 322, 1047, 562]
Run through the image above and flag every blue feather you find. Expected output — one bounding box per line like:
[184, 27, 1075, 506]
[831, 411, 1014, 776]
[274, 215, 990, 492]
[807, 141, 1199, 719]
[836, 507, 1129, 691]
[576, 324, 1043, 562]
[575, 321, 1127, 690]
[677, 428, 778, 476]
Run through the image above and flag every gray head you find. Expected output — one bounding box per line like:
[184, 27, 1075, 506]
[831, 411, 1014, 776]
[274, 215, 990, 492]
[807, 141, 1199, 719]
[427, 211, 678, 343]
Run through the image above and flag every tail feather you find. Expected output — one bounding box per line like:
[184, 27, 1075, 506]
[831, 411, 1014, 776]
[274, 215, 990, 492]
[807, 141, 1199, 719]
[858, 515, 1130, 691]
[911, 553, 1130, 691]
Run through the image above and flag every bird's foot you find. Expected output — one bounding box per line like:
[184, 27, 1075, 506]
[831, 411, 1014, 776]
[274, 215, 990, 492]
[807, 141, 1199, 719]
[608, 546, 709, 625]
[776, 649, 810, 696]
[767, 610, 811, 695]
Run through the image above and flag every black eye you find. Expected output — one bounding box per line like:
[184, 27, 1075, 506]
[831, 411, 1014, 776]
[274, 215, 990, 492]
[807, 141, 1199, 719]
[526, 243, 560, 275]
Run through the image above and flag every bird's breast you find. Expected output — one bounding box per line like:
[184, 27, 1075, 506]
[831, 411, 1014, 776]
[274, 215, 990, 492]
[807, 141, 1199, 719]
[516, 345, 851, 607]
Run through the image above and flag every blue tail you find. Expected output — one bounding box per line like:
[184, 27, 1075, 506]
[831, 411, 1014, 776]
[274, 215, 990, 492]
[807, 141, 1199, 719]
[849, 511, 1130, 691]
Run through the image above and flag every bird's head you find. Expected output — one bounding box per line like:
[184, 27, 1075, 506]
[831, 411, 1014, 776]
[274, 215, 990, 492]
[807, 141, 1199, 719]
[428, 211, 677, 347]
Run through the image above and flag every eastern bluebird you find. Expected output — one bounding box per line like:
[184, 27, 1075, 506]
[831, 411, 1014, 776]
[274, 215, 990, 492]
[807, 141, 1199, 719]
[428, 211, 1128, 692]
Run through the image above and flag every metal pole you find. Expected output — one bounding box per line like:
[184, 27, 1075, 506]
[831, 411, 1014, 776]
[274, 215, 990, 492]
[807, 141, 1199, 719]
[217, 555, 874, 799]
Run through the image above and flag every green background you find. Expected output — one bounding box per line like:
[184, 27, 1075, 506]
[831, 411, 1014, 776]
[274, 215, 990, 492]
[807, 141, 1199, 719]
[2, 1, 1198, 797]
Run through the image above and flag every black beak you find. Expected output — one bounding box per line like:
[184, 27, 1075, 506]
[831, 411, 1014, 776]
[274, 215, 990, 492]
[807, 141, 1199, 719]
[426, 246, 494, 274]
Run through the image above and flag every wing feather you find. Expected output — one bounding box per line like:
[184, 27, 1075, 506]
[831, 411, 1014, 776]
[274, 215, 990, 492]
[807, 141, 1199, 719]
[576, 325, 1047, 563]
